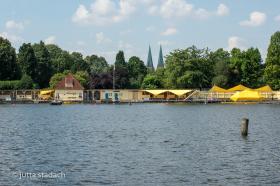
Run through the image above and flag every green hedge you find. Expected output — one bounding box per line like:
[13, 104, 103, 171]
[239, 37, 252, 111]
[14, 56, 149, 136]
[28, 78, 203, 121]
[0, 80, 21, 90]
[0, 75, 34, 90]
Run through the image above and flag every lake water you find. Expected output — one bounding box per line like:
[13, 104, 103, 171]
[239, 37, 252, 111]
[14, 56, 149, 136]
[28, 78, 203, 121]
[0, 103, 280, 186]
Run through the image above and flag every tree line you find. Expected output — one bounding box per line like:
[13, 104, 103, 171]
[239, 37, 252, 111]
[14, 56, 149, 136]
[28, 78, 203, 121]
[1, 31, 280, 90]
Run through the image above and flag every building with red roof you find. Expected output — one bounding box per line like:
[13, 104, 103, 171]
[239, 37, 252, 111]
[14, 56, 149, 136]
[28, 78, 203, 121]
[54, 74, 84, 102]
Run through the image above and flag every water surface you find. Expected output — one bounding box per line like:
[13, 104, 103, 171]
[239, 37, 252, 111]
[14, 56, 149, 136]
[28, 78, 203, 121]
[0, 104, 280, 185]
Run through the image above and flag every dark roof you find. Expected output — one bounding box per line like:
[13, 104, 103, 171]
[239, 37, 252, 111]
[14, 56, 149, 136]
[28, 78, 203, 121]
[55, 74, 84, 90]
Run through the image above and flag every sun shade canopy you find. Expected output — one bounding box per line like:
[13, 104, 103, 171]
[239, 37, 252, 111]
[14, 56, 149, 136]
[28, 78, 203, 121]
[254, 85, 272, 92]
[209, 85, 228, 92]
[168, 90, 192, 96]
[227, 84, 248, 92]
[40, 90, 54, 95]
[143, 89, 192, 96]
[230, 90, 263, 102]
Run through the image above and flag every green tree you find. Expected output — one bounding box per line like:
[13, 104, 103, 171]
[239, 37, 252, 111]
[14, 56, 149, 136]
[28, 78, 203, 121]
[18, 43, 37, 81]
[210, 48, 230, 87]
[141, 74, 161, 89]
[46, 44, 78, 74]
[18, 74, 34, 89]
[241, 48, 262, 87]
[32, 41, 52, 88]
[85, 55, 108, 75]
[0, 37, 20, 80]
[71, 52, 89, 73]
[49, 73, 65, 88]
[74, 71, 89, 88]
[115, 50, 126, 67]
[127, 56, 147, 88]
[229, 48, 243, 86]
[164, 46, 212, 89]
[264, 31, 280, 90]
[114, 51, 129, 88]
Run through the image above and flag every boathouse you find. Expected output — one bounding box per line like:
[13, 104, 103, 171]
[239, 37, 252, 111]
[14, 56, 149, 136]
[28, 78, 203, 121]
[54, 74, 84, 102]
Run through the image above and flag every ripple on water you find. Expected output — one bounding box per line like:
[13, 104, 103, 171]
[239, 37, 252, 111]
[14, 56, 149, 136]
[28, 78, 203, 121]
[1, 104, 280, 185]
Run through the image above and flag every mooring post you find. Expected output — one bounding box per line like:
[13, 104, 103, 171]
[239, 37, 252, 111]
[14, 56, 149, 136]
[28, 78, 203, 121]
[241, 118, 249, 136]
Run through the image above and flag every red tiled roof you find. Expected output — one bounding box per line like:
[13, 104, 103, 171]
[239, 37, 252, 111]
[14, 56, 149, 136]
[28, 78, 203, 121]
[55, 74, 84, 90]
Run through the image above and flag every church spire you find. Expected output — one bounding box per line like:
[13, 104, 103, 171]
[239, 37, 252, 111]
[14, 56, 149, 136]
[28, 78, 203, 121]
[157, 45, 164, 68]
[147, 45, 154, 71]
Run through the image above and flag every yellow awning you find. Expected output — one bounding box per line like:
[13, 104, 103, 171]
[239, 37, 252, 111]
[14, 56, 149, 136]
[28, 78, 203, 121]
[209, 85, 227, 92]
[40, 90, 54, 95]
[143, 90, 169, 95]
[227, 84, 248, 92]
[168, 90, 192, 96]
[230, 90, 263, 102]
[254, 85, 272, 92]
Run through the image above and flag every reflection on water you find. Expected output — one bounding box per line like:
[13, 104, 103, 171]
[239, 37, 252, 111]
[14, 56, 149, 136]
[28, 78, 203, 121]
[0, 104, 280, 185]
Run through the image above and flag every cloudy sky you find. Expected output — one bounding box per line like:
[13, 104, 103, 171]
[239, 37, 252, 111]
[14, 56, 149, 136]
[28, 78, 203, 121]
[0, 0, 280, 65]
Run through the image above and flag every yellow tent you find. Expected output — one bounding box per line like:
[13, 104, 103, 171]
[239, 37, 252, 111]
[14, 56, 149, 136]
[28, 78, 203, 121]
[227, 84, 248, 92]
[209, 85, 227, 92]
[143, 89, 192, 96]
[254, 85, 272, 92]
[168, 90, 192, 96]
[230, 90, 263, 102]
[143, 90, 168, 96]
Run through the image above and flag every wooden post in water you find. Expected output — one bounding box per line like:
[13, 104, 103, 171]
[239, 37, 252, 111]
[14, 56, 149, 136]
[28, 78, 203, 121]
[241, 118, 249, 136]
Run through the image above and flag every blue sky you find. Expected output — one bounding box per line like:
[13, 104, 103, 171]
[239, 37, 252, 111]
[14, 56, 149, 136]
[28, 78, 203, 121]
[0, 0, 280, 65]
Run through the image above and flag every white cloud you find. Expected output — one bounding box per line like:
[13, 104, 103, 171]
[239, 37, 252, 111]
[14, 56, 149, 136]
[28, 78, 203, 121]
[0, 32, 24, 43]
[275, 15, 280, 22]
[5, 20, 25, 31]
[240, 11, 266, 27]
[159, 0, 193, 18]
[44, 36, 56, 44]
[227, 36, 247, 50]
[96, 32, 111, 44]
[195, 8, 211, 20]
[72, 0, 136, 25]
[72, 5, 90, 24]
[161, 27, 177, 36]
[216, 4, 229, 16]
[149, 1, 228, 20]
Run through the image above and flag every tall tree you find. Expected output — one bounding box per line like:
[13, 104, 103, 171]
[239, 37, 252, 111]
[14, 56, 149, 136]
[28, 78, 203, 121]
[114, 51, 129, 88]
[241, 48, 262, 87]
[210, 48, 230, 87]
[164, 46, 212, 89]
[127, 56, 147, 88]
[228, 48, 244, 86]
[264, 31, 280, 90]
[0, 37, 20, 80]
[32, 41, 52, 88]
[157, 45, 164, 68]
[71, 52, 89, 73]
[115, 50, 126, 68]
[85, 54, 109, 75]
[18, 43, 37, 80]
[46, 44, 74, 73]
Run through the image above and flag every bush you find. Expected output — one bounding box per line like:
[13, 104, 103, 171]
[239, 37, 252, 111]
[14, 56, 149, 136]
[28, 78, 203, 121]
[0, 74, 34, 90]
[0, 80, 20, 90]
[18, 74, 34, 89]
